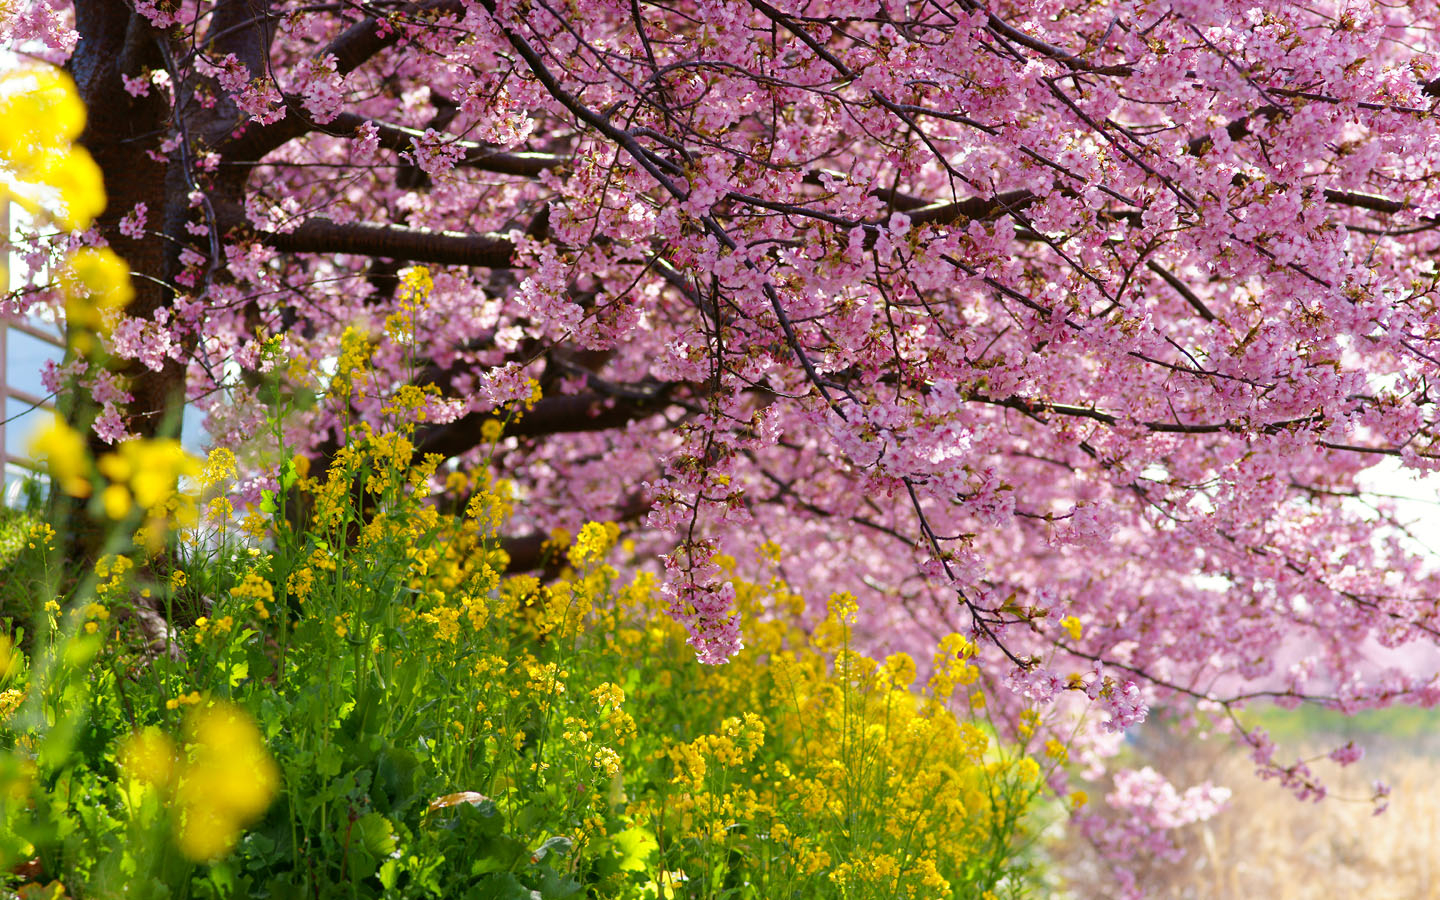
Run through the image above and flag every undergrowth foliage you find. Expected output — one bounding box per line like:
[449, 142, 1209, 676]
[1, 402, 1046, 899]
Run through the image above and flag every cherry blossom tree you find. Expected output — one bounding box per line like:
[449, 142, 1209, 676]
[9, 0, 1440, 858]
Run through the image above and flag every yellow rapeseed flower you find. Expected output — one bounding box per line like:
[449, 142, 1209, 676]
[62, 248, 133, 331]
[119, 726, 178, 789]
[1060, 615, 1084, 640]
[568, 521, 619, 568]
[286, 566, 314, 601]
[102, 483, 131, 519]
[200, 447, 238, 488]
[174, 701, 279, 862]
[0, 634, 16, 679]
[828, 591, 859, 624]
[590, 682, 626, 709]
[0, 688, 24, 719]
[880, 652, 917, 687]
[98, 437, 200, 512]
[593, 746, 622, 777]
[27, 415, 91, 498]
[0, 67, 105, 229]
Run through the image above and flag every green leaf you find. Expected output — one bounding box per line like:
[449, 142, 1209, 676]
[358, 812, 398, 857]
[467, 873, 539, 900]
[529, 835, 572, 863]
[227, 658, 249, 687]
[378, 858, 400, 891]
[205, 860, 238, 896]
[531, 866, 582, 899]
[472, 835, 528, 874]
[315, 744, 344, 778]
[278, 457, 298, 493]
[611, 828, 658, 873]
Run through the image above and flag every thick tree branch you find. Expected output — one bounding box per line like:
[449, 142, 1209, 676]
[1185, 106, 1283, 156]
[324, 112, 565, 177]
[905, 189, 1039, 228]
[415, 384, 678, 460]
[216, 205, 517, 268]
[205, 0, 274, 79]
[1320, 189, 1409, 215]
[224, 0, 464, 160]
[971, 393, 1322, 436]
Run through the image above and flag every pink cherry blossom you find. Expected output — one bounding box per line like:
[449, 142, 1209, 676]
[118, 202, 147, 239]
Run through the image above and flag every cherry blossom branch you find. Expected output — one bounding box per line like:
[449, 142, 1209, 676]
[324, 112, 564, 177]
[225, 0, 466, 160]
[215, 205, 517, 268]
[414, 381, 679, 459]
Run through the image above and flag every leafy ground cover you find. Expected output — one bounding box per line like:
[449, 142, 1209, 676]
[0, 363, 1049, 900]
[0, 67, 1050, 897]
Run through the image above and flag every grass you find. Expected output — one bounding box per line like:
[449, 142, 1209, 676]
[1243, 702, 1440, 750]
[1049, 713, 1440, 899]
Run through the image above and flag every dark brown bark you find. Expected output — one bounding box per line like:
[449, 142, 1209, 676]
[216, 207, 518, 269]
[70, 4, 182, 432]
[62, 5, 182, 560]
[223, 0, 465, 162]
[415, 386, 679, 460]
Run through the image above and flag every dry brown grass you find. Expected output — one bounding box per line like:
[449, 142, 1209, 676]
[1050, 732, 1440, 899]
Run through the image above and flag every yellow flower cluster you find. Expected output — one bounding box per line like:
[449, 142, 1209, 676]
[150, 408, 1040, 899]
[94, 554, 133, 604]
[27, 416, 92, 498]
[62, 248, 134, 334]
[1059, 615, 1084, 640]
[0, 67, 105, 229]
[165, 691, 202, 710]
[381, 383, 438, 423]
[97, 438, 201, 542]
[0, 689, 24, 720]
[82, 601, 110, 635]
[26, 522, 56, 551]
[200, 448, 238, 489]
[568, 522, 620, 568]
[418, 603, 461, 643]
[191, 615, 234, 646]
[464, 472, 515, 538]
[120, 701, 279, 862]
[604, 574, 1038, 898]
[330, 327, 373, 400]
[286, 566, 314, 602]
[928, 631, 980, 699]
[230, 572, 276, 620]
[385, 265, 432, 344]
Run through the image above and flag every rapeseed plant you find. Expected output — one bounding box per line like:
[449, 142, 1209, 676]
[0, 313, 1048, 898]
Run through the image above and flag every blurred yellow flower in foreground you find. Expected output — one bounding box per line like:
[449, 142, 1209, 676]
[0, 67, 105, 229]
[175, 701, 279, 861]
[118, 701, 279, 862]
[120, 726, 177, 789]
[98, 438, 201, 516]
[62, 248, 134, 331]
[27, 415, 91, 498]
[0, 634, 16, 679]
